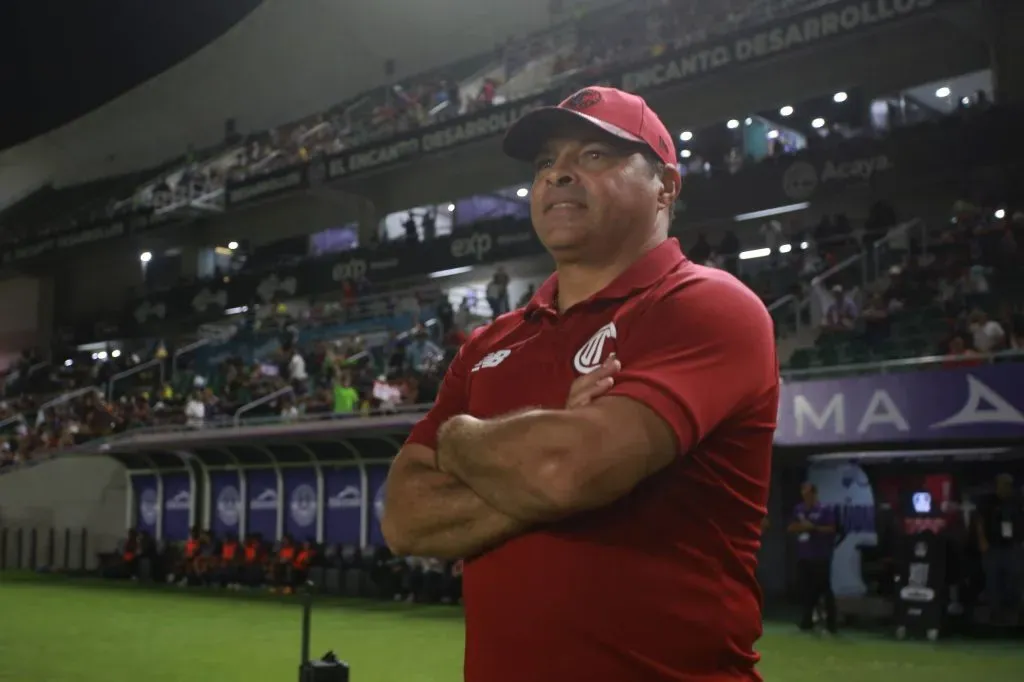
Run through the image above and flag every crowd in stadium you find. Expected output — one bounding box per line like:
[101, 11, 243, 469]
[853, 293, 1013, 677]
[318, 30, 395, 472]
[0, 0, 831, 239]
[3, 191, 1022, 471]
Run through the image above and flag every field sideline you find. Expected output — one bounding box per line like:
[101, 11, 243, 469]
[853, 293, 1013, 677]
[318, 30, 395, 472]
[0, 574, 1020, 682]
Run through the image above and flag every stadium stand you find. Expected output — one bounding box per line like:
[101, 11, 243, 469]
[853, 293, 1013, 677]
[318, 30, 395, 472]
[0, 0, 835, 240]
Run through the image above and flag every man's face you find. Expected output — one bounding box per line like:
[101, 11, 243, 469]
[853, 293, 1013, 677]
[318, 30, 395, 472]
[801, 483, 817, 505]
[529, 122, 676, 260]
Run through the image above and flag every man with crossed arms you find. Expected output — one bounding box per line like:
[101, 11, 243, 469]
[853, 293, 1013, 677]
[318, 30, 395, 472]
[382, 86, 779, 682]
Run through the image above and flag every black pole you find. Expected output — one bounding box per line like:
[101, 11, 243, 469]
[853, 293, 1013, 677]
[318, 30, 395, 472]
[29, 528, 37, 570]
[47, 528, 55, 567]
[63, 528, 71, 571]
[0, 527, 7, 571]
[301, 585, 313, 666]
[79, 528, 88, 571]
[15, 528, 23, 569]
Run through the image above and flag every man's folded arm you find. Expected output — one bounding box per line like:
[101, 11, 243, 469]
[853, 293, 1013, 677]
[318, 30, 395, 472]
[380, 443, 528, 560]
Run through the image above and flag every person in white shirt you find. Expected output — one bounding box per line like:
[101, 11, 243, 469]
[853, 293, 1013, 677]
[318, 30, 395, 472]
[184, 392, 206, 428]
[969, 310, 1006, 353]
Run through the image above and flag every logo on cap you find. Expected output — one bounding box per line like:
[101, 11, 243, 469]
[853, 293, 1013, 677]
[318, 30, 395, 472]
[563, 89, 602, 112]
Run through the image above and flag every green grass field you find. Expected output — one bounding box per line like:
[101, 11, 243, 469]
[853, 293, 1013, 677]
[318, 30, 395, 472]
[0, 575, 1021, 682]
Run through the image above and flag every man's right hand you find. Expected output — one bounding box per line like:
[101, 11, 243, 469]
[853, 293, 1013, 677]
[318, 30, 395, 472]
[565, 354, 620, 409]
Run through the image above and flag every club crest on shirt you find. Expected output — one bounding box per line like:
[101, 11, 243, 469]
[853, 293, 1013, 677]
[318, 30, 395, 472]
[573, 322, 617, 374]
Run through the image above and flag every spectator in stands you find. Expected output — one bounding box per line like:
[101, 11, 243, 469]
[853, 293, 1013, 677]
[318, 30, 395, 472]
[184, 390, 205, 428]
[942, 336, 983, 368]
[333, 372, 359, 415]
[969, 309, 1006, 354]
[405, 327, 443, 374]
[821, 285, 858, 334]
[975, 473, 1023, 623]
[688, 232, 711, 266]
[485, 268, 511, 319]
[860, 293, 891, 346]
[286, 343, 308, 394]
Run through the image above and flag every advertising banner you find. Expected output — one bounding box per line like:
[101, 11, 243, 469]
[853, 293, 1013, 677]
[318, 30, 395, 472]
[283, 468, 319, 541]
[777, 364, 1024, 447]
[1, 211, 179, 266]
[616, 0, 943, 94]
[323, 466, 362, 546]
[366, 464, 389, 547]
[325, 97, 555, 180]
[246, 469, 279, 540]
[132, 474, 158, 538]
[161, 473, 192, 542]
[209, 471, 243, 538]
[224, 164, 311, 209]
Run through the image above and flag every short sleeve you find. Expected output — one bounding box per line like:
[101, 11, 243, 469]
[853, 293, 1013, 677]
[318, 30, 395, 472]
[605, 274, 778, 452]
[404, 329, 483, 450]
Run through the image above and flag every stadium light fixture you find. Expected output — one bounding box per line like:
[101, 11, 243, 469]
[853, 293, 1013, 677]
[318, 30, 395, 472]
[516, 187, 529, 198]
[228, 241, 239, 250]
[447, 203, 455, 212]
[778, 244, 793, 254]
[961, 96, 970, 106]
[64, 359, 73, 367]
[679, 130, 693, 142]
[681, 149, 692, 159]
[833, 91, 848, 103]
[739, 247, 772, 261]
[429, 266, 474, 279]
[139, 251, 152, 263]
[801, 241, 809, 250]
[97, 351, 108, 361]
[779, 105, 794, 117]
[995, 209, 1006, 219]
[812, 117, 826, 129]
[767, 129, 780, 139]
[935, 86, 951, 98]
[745, 117, 753, 125]
[112, 349, 122, 358]
[727, 119, 740, 129]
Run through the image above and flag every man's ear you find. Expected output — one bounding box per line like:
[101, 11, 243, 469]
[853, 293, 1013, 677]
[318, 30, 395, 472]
[657, 164, 682, 212]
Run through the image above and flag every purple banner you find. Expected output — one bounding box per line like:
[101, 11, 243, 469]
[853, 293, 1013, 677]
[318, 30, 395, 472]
[777, 364, 1024, 447]
[283, 468, 319, 542]
[161, 473, 192, 542]
[246, 469, 279, 541]
[132, 474, 157, 537]
[210, 471, 243, 538]
[323, 466, 362, 546]
[367, 465, 389, 547]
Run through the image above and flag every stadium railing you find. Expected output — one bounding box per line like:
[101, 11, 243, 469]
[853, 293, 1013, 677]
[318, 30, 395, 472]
[780, 348, 1024, 380]
[768, 217, 927, 337]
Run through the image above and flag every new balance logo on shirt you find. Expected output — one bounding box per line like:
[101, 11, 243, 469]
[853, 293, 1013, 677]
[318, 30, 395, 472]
[472, 349, 511, 372]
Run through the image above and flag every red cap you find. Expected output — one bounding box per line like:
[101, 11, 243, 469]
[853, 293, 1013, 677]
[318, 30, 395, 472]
[503, 86, 676, 166]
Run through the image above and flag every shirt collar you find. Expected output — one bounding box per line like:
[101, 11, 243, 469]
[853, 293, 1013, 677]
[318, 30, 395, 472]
[525, 238, 686, 317]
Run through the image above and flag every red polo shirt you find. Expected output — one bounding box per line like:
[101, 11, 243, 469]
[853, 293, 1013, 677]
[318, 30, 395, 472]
[407, 238, 778, 682]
